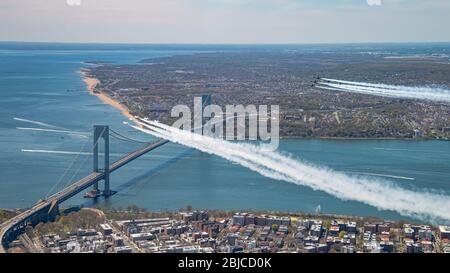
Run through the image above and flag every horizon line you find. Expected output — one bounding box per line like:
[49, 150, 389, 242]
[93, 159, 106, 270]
[1, 40, 450, 46]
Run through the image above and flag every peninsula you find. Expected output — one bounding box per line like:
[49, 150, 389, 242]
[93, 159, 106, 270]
[80, 69, 138, 124]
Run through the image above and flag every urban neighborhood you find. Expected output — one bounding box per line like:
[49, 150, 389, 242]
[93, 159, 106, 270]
[3, 208, 449, 253]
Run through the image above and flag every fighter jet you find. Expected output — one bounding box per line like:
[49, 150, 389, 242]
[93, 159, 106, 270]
[311, 75, 321, 87]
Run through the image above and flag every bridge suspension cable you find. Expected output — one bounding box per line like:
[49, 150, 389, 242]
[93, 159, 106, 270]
[60, 127, 108, 191]
[45, 127, 107, 198]
[109, 128, 151, 144]
[44, 138, 90, 199]
[61, 148, 93, 190]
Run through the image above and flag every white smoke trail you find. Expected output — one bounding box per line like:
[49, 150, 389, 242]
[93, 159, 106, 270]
[317, 79, 450, 103]
[132, 119, 450, 224]
[322, 78, 450, 92]
[319, 82, 450, 102]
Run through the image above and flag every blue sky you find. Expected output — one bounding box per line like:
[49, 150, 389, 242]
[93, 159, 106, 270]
[0, 0, 449, 43]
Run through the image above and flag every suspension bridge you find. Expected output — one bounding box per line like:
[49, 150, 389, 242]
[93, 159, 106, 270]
[0, 95, 214, 253]
[0, 124, 170, 253]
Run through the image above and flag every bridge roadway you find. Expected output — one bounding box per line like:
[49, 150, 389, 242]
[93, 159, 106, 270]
[0, 138, 169, 253]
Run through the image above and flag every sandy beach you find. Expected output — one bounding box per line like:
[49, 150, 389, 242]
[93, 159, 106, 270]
[80, 70, 138, 124]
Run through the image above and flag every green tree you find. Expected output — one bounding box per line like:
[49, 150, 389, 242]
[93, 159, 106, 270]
[323, 220, 331, 230]
[272, 224, 279, 232]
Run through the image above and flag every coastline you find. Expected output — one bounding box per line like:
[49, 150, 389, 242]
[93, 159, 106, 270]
[79, 70, 138, 124]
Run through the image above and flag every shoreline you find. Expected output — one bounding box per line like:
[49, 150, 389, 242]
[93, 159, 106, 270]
[80, 70, 138, 125]
[0, 207, 419, 226]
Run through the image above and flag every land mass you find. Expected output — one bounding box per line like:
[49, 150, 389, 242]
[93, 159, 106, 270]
[83, 48, 450, 139]
[2, 207, 449, 253]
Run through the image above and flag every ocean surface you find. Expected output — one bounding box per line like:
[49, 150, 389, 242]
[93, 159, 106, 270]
[1, 42, 450, 222]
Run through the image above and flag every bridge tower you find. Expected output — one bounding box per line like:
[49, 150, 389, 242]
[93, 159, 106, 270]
[201, 94, 212, 134]
[89, 125, 111, 198]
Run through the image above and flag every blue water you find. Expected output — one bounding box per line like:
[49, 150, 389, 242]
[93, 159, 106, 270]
[1, 43, 450, 222]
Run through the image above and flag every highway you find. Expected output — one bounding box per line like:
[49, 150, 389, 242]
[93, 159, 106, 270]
[0, 138, 169, 253]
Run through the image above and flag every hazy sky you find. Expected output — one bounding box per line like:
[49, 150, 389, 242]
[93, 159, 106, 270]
[1, 0, 449, 44]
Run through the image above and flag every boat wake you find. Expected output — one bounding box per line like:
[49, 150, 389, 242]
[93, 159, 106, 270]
[16, 127, 89, 138]
[21, 149, 126, 157]
[349, 172, 415, 181]
[13, 117, 69, 130]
